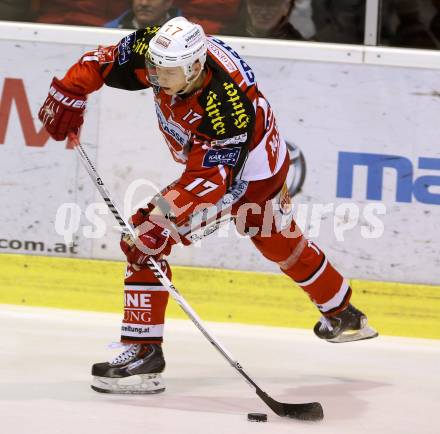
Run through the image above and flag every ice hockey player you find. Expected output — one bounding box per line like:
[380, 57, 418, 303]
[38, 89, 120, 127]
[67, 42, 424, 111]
[38, 17, 378, 394]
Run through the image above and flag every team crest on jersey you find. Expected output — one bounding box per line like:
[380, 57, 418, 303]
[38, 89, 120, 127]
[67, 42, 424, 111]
[266, 124, 281, 172]
[96, 46, 115, 64]
[279, 182, 292, 215]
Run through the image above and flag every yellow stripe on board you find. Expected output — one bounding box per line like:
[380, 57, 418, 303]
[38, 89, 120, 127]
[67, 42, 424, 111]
[0, 253, 439, 339]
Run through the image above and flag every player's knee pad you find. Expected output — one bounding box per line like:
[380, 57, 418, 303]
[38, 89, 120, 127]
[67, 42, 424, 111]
[251, 229, 302, 264]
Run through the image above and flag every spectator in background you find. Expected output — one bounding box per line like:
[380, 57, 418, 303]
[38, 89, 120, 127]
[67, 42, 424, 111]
[105, 0, 180, 29]
[290, 0, 316, 40]
[380, 0, 437, 49]
[430, 0, 440, 41]
[227, 0, 303, 39]
[174, 0, 241, 34]
[36, 0, 130, 27]
[311, 0, 437, 49]
[311, 0, 365, 44]
[0, 0, 32, 21]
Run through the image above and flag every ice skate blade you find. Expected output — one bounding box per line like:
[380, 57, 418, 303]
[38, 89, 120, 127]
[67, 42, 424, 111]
[326, 325, 379, 343]
[91, 373, 165, 394]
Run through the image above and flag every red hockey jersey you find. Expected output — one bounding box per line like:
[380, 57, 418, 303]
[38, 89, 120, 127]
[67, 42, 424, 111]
[61, 27, 287, 224]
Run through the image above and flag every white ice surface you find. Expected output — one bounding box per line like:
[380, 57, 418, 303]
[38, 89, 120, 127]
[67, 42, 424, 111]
[0, 304, 439, 434]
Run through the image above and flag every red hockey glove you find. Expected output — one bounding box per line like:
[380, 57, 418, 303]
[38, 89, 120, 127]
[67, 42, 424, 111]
[120, 208, 180, 265]
[38, 77, 87, 141]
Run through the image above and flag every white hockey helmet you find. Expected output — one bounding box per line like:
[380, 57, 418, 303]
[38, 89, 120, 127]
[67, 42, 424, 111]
[147, 17, 207, 85]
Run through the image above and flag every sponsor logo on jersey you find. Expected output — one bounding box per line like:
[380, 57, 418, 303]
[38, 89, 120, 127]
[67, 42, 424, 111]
[206, 40, 237, 73]
[223, 82, 250, 129]
[189, 222, 222, 242]
[123, 291, 152, 324]
[202, 147, 241, 168]
[121, 324, 151, 336]
[194, 133, 248, 150]
[205, 91, 226, 135]
[133, 39, 148, 55]
[155, 103, 190, 147]
[221, 180, 248, 205]
[132, 29, 159, 56]
[209, 37, 256, 86]
[118, 33, 135, 65]
[145, 26, 161, 34]
[211, 133, 248, 147]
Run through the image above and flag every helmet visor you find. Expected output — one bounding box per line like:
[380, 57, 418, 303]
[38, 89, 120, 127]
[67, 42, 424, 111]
[145, 52, 160, 87]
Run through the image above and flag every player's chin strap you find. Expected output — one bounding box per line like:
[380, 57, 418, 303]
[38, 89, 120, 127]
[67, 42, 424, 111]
[176, 66, 205, 95]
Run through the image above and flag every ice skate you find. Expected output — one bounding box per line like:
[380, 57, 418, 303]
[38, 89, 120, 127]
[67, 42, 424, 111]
[91, 343, 166, 394]
[314, 304, 378, 343]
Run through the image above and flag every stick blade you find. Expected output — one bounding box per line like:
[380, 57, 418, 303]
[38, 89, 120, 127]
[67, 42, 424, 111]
[283, 401, 324, 421]
[257, 389, 324, 421]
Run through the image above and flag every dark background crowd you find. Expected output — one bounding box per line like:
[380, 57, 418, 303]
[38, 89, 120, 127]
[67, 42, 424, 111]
[1, 0, 440, 49]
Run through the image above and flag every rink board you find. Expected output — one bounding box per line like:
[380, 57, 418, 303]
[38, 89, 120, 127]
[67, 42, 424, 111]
[1, 23, 440, 284]
[1, 304, 439, 434]
[1, 253, 439, 340]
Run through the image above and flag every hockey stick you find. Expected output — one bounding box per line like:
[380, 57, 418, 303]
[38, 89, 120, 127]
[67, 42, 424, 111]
[68, 133, 324, 422]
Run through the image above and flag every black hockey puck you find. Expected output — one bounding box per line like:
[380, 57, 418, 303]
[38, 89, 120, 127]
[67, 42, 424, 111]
[247, 413, 267, 422]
